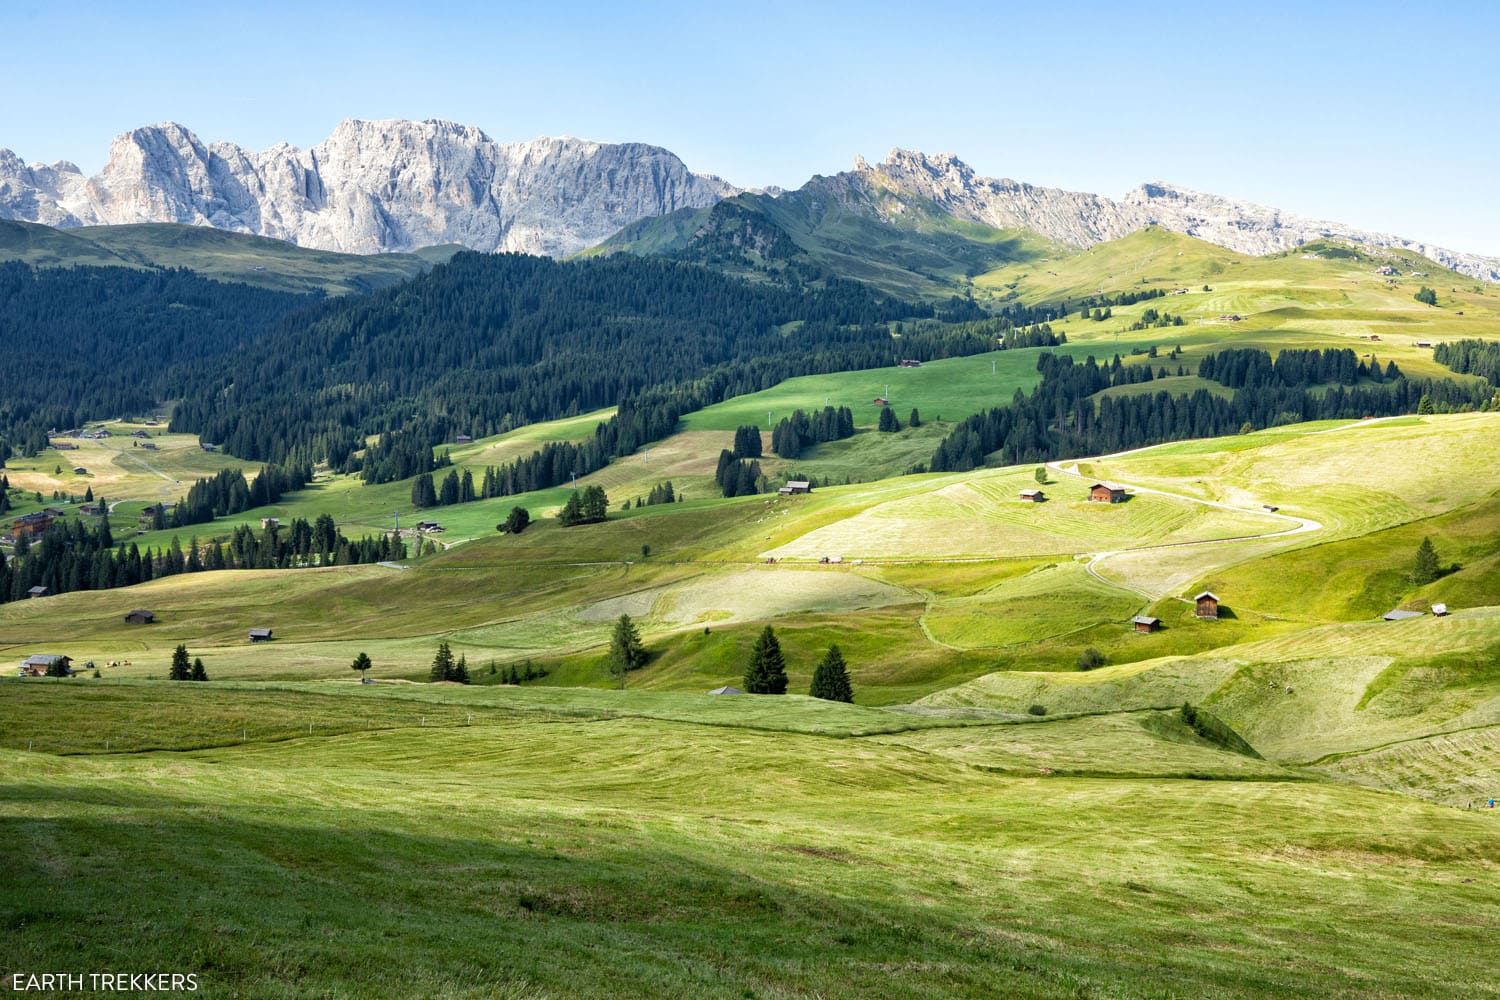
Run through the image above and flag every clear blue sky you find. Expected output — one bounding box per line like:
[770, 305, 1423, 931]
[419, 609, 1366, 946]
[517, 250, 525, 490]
[3, 0, 1497, 253]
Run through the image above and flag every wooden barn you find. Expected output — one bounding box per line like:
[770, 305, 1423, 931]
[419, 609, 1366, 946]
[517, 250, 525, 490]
[27, 586, 49, 599]
[124, 609, 156, 625]
[20, 654, 71, 677]
[248, 627, 274, 643]
[12, 511, 56, 539]
[1132, 615, 1161, 634]
[1019, 488, 1045, 502]
[779, 480, 813, 496]
[1194, 591, 1221, 619]
[1089, 483, 1128, 504]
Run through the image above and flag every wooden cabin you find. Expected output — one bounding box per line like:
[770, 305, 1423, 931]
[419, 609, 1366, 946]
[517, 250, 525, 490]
[1089, 483, 1128, 504]
[12, 511, 55, 539]
[1132, 615, 1161, 634]
[124, 609, 156, 625]
[20, 654, 71, 677]
[26, 586, 49, 599]
[1019, 488, 1045, 502]
[248, 627, 274, 643]
[778, 480, 813, 496]
[1194, 591, 1221, 619]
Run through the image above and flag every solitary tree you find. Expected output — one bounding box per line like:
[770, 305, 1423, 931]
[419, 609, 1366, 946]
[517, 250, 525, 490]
[608, 614, 648, 687]
[809, 644, 854, 703]
[190, 657, 209, 682]
[908, 408, 921, 428]
[1077, 648, 1107, 671]
[501, 506, 531, 534]
[1034, 467, 1048, 486]
[351, 651, 372, 681]
[430, 641, 456, 682]
[452, 654, 471, 685]
[1414, 286, 1438, 307]
[169, 644, 192, 681]
[878, 407, 901, 433]
[1412, 537, 1441, 585]
[744, 626, 789, 694]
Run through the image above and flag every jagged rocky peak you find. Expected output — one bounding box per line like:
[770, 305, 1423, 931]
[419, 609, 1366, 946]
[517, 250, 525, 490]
[0, 119, 737, 256]
[835, 149, 1498, 281]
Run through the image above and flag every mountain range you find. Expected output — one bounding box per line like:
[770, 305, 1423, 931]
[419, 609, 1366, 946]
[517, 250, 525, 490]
[2, 119, 1496, 282]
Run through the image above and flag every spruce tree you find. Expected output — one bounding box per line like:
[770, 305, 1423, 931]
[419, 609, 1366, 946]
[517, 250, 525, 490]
[351, 651, 372, 681]
[190, 657, 208, 682]
[430, 641, 456, 682]
[169, 644, 192, 681]
[744, 626, 789, 694]
[453, 655, 470, 685]
[809, 644, 853, 703]
[1412, 537, 1440, 585]
[878, 406, 900, 433]
[609, 613, 647, 687]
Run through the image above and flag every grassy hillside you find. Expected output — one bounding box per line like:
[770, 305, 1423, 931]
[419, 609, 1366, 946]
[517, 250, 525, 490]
[594, 187, 1060, 300]
[1, 681, 1495, 997]
[0, 219, 455, 294]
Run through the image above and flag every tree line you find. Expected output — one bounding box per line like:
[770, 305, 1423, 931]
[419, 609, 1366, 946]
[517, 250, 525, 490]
[1198, 347, 1401, 388]
[0, 514, 404, 604]
[928, 350, 1494, 473]
[1434, 339, 1500, 388]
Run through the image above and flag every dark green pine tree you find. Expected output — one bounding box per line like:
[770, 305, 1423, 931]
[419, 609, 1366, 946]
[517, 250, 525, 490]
[452, 654, 470, 685]
[1412, 537, 1440, 585]
[190, 657, 209, 682]
[608, 613, 648, 687]
[808, 644, 853, 703]
[430, 641, 456, 682]
[351, 651, 372, 680]
[169, 643, 192, 681]
[557, 491, 584, 526]
[744, 626, 789, 694]
[878, 406, 900, 433]
[908, 408, 921, 428]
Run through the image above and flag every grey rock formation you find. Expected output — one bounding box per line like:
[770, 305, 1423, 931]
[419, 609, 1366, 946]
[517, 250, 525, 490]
[850, 149, 1500, 282]
[0, 119, 736, 257]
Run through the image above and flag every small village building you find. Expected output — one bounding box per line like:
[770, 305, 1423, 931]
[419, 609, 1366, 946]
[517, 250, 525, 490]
[416, 520, 444, 532]
[1194, 591, 1221, 619]
[1432, 603, 1449, 617]
[1019, 488, 1045, 502]
[73, 467, 88, 475]
[779, 480, 812, 496]
[50, 441, 77, 450]
[454, 433, 473, 444]
[12, 511, 56, 539]
[200, 443, 216, 452]
[124, 609, 156, 625]
[872, 396, 889, 406]
[707, 686, 745, 696]
[1089, 483, 1128, 504]
[131, 431, 150, 439]
[248, 627, 274, 642]
[21, 654, 71, 677]
[1415, 340, 1433, 348]
[1381, 609, 1423, 621]
[80, 504, 102, 516]
[139, 503, 175, 528]
[140, 442, 158, 451]
[27, 586, 49, 599]
[897, 359, 923, 368]
[1132, 615, 1162, 634]
[261, 517, 280, 530]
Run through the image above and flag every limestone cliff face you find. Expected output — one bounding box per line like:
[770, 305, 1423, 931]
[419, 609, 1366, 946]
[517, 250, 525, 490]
[845, 150, 1499, 282]
[0, 119, 736, 256]
[3, 125, 1494, 281]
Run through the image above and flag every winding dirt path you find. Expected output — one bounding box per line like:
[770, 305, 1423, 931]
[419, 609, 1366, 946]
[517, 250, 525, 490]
[1044, 455, 1324, 600]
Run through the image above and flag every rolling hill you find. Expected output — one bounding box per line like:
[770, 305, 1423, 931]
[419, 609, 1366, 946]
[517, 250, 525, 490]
[0, 219, 455, 295]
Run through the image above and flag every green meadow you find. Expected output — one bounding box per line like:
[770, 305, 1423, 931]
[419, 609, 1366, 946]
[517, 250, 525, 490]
[4, 229, 1500, 996]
